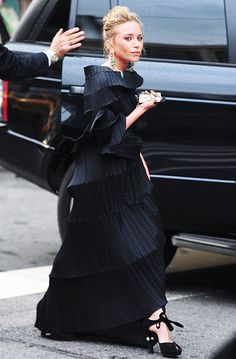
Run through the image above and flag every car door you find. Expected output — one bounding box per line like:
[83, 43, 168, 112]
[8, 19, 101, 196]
[118, 0, 236, 235]
[0, 0, 70, 189]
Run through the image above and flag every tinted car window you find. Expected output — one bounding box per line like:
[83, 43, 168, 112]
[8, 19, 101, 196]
[119, 0, 228, 63]
[75, 0, 110, 54]
[36, 0, 71, 42]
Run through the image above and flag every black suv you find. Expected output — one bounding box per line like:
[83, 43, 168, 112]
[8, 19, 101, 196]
[1, 0, 236, 265]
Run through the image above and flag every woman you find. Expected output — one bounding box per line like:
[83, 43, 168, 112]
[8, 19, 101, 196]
[35, 6, 183, 357]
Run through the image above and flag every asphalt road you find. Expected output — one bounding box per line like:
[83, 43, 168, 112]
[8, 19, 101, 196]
[0, 167, 236, 359]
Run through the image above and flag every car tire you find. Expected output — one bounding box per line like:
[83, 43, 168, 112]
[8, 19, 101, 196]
[57, 162, 75, 241]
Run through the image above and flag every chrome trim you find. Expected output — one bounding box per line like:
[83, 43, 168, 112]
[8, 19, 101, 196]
[165, 96, 236, 106]
[172, 233, 236, 256]
[7, 130, 55, 150]
[150, 174, 236, 184]
[174, 235, 229, 249]
[35, 76, 61, 82]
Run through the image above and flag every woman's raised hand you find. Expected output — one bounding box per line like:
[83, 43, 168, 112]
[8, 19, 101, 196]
[138, 90, 158, 112]
[126, 92, 158, 129]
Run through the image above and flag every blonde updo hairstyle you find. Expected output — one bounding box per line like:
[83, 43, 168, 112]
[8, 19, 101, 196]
[103, 6, 142, 55]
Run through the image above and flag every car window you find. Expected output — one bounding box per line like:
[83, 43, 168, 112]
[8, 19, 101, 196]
[36, 0, 71, 42]
[119, 0, 228, 63]
[75, 0, 110, 54]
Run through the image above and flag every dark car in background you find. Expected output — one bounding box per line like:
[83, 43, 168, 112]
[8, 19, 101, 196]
[0, 0, 236, 265]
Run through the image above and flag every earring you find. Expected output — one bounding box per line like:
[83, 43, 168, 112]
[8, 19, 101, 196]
[110, 51, 116, 69]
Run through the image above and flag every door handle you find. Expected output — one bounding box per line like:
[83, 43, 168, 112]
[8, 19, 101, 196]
[69, 86, 84, 95]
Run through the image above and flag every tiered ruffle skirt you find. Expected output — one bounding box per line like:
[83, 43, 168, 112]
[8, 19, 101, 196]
[35, 153, 167, 334]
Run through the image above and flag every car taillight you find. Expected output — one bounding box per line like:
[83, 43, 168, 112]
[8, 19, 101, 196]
[2, 81, 9, 122]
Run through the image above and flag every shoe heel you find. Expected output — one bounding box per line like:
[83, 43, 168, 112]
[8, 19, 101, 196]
[145, 332, 158, 354]
[148, 346, 154, 354]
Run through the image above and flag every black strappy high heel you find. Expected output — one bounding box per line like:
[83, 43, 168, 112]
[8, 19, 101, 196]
[142, 309, 183, 357]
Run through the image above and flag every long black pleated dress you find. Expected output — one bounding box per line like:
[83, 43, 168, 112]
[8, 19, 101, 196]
[35, 65, 167, 341]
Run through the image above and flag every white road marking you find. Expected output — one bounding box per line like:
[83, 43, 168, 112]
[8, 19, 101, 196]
[0, 265, 223, 301]
[0, 266, 51, 299]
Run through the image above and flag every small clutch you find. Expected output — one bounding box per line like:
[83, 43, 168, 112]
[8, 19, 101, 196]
[137, 90, 165, 104]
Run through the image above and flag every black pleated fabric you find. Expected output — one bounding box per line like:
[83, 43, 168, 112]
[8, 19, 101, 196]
[35, 65, 167, 336]
[83, 65, 143, 112]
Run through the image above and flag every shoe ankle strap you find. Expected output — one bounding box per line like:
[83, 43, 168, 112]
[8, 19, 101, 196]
[158, 312, 184, 331]
[143, 312, 184, 332]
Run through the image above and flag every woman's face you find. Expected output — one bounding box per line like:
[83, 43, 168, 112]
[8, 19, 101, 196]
[112, 21, 143, 67]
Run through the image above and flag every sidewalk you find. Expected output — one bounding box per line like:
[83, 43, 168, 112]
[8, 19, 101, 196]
[1, 265, 236, 359]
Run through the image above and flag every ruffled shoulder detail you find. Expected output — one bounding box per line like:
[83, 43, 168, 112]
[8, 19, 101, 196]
[83, 65, 143, 112]
[72, 109, 142, 160]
